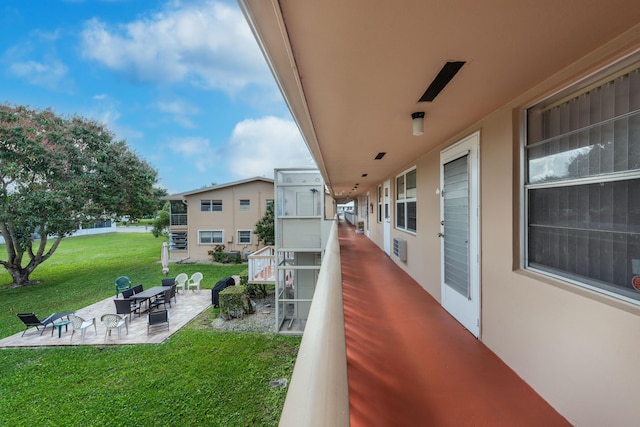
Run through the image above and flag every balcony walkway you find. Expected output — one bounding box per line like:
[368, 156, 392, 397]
[339, 220, 570, 426]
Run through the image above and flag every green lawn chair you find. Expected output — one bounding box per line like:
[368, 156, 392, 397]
[115, 276, 131, 297]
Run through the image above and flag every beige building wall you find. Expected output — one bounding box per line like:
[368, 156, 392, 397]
[169, 179, 274, 262]
[360, 32, 640, 426]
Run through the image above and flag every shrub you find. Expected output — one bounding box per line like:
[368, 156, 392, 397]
[239, 269, 269, 299]
[210, 250, 242, 264]
[219, 285, 252, 319]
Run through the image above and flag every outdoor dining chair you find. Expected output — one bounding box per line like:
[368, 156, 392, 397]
[147, 310, 169, 335]
[114, 276, 131, 298]
[150, 285, 176, 310]
[114, 298, 141, 320]
[101, 314, 128, 340]
[187, 272, 203, 292]
[68, 314, 97, 343]
[175, 273, 188, 294]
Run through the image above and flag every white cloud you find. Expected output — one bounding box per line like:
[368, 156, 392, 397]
[79, 0, 270, 93]
[226, 116, 315, 179]
[169, 136, 220, 174]
[155, 99, 200, 128]
[88, 94, 143, 142]
[9, 59, 68, 89]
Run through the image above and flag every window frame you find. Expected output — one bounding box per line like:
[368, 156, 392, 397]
[522, 54, 640, 304]
[377, 185, 383, 223]
[239, 199, 251, 212]
[198, 230, 223, 245]
[395, 167, 417, 234]
[201, 200, 222, 212]
[237, 229, 252, 244]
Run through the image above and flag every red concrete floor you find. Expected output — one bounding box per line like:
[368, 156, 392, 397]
[339, 220, 571, 427]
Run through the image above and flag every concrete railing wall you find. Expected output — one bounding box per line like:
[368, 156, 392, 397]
[278, 220, 349, 426]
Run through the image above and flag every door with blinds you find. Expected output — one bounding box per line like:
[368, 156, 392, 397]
[440, 132, 481, 337]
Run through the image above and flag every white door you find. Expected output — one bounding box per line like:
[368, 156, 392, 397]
[383, 180, 391, 255]
[440, 132, 481, 337]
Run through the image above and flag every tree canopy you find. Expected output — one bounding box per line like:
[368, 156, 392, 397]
[0, 104, 158, 287]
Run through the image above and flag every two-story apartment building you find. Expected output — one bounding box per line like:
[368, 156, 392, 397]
[166, 177, 274, 262]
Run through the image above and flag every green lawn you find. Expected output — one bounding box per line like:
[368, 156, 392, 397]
[0, 232, 300, 426]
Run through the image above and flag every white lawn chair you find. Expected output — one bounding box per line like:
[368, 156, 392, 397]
[188, 272, 203, 292]
[69, 314, 97, 343]
[175, 273, 188, 294]
[101, 314, 128, 340]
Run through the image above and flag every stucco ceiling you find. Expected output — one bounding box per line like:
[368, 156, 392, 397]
[240, 0, 640, 202]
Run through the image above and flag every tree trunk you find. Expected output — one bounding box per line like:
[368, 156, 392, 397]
[1, 229, 62, 287]
[6, 265, 35, 287]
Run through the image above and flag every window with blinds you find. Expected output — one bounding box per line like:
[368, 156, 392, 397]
[237, 230, 252, 244]
[396, 168, 417, 233]
[524, 57, 640, 303]
[199, 230, 223, 244]
[201, 200, 222, 212]
[239, 199, 250, 211]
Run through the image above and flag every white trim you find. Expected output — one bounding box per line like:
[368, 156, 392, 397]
[395, 166, 417, 233]
[237, 229, 253, 244]
[239, 199, 251, 212]
[440, 131, 481, 338]
[198, 229, 224, 245]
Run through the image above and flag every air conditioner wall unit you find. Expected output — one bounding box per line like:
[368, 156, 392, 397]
[393, 238, 407, 262]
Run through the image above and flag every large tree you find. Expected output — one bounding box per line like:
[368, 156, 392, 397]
[0, 104, 157, 287]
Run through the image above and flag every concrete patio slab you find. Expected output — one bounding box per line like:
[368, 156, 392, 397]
[0, 289, 212, 348]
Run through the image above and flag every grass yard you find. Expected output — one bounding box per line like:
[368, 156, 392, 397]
[0, 232, 300, 426]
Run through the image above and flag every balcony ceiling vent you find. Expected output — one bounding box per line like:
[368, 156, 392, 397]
[419, 61, 466, 102]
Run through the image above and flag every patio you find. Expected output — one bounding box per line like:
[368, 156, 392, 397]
[0, 289, 212, 348]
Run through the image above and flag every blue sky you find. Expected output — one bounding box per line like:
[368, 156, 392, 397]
[0, 0, 315, 194]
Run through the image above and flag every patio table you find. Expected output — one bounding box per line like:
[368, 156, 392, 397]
[130, 286, 167, 311]
[52, 320, 71, 338]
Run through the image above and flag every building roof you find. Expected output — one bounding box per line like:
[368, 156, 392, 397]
[164, 176, 274, 200]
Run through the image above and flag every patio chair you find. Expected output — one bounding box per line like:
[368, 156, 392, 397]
[161, 278, 175, 287]
[148, 310, 169, 335]
[187, 272, 203, 292]
[175, 273, 188, 294]
[114, 298, 141, 319]
[121, 288, 134, 299]
[101, 314, 128, 339]
[16, 313, 56, 336]
[132, 284, 144, 294]
[115, 276, 131, 298]
[68, 314, 97, 343]
[150, 285, 176, 310]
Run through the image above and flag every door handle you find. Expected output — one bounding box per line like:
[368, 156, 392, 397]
[437, 232, 444, 238]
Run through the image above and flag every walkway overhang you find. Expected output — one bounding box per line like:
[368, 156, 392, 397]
[238, 0, 640, 202]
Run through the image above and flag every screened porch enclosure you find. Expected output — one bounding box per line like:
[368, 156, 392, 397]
[274, 169, 329, 335]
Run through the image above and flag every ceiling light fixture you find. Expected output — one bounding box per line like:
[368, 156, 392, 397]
[412, 112, 425, 136]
